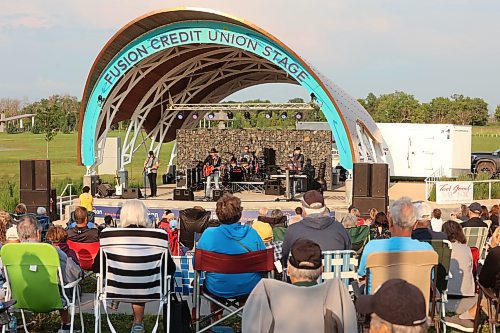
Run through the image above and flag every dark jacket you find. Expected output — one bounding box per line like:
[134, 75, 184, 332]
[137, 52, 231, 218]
[461, 217, 488, 228]
[411, 228, 447, 241]
[479, 246, 500, 290]
[282, 214, 351, 266]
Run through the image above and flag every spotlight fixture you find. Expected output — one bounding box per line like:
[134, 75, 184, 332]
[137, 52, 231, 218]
[244, 111, 251, 120]
[280, 112, 288, 120]
[227, 111, 234, 120]
[265, 111, 272, 119]
[295, 112, 303, 120]
[176, 112, 184, 120]
[207, 112, 215, 120]
[192, 112, 199, 120]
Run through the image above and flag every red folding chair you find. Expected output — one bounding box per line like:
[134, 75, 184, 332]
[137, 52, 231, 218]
[192, 248, 274, 333]
[67, 240, 100, 271]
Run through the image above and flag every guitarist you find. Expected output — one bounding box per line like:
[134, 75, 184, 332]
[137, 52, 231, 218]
[144, 150, 159, 197]
[203, 148, 221, 200]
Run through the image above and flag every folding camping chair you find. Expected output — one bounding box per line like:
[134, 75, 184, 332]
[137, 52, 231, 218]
[1, 243, 83, 333]
[94, 228, 171, 333]
[346, 226, 370, 255]
[321, 250, 358, 292]
[366, 250, 438, 318]
[463, 227, 489, 257]
[473, 282, 499, 333]
[428, 240, 453, 332]
[192, 248, 274, 333]
[67, 240, 100, 272]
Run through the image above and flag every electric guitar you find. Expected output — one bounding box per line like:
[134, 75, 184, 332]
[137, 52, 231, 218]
[203, 165, 215, 177]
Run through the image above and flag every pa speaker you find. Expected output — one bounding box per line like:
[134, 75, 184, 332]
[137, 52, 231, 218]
[371, 163, 389, 198]
[212, 189, 229, 202]
[353, 163, 371, 197]
[34, 159, 51, 190]
[20, 190, 51, 207]
[20, 160, 35, 190]
[122, 187, 143, 199]
[352, 196, 388, 218]
[97, 184, 115, 198]
[173, 188, 194, 201]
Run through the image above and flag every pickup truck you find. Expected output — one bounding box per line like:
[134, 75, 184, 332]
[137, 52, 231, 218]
[471, 149, 500, 178]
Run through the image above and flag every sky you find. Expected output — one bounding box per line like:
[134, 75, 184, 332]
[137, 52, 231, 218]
[0, 0, 499, 112]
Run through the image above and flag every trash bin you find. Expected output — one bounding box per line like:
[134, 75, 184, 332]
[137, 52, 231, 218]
[332, 169, 340, 186]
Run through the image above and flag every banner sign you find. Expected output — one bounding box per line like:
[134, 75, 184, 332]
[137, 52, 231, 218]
[435, 181, 473, 204]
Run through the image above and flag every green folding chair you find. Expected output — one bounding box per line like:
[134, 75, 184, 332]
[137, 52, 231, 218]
[1, 243, 83, 333]
[346, 225, 370, 256]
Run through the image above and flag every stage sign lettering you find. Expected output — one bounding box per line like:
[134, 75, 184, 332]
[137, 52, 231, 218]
[435, 181, 473, 204]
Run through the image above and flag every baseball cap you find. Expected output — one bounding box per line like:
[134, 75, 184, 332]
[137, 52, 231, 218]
[288, 239, 322, 270]
[468, 202, 482, 214]
[6, 226, 19, 241]
[302, 190, 325, 209]
[252, 221, 273, 242]
[355, 279, 427, 326]
[413, 202, 432, 220]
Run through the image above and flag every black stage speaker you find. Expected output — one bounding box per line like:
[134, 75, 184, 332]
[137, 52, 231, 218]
[212, 189, 228, 202]
[20, 160, 35, 190]
[20, 189, 50, 207]
[122, 187, 143, 199]
[371, 163, 389, 198]
[263, 147, 276, 166]
[173, 188, 194, 201]
[264, 180, 284, 195]
[352, 196, 388, 218]
[97, 184, 115, 198]
[353, 163, 371, 197]
[34, 159, 50, 190]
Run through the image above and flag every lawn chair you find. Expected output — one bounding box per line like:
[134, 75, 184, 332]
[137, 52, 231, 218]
[192, 248, 274, 333]
[473, 282, 499, 333]
[67, 240, 100, 272]
[1, 243, 83, 333]
[94, 228, 171, 333]
[366, 250, 438, 318]
[321, 250, 358, 291]
[463, 227, 489, 258]
[346, 226, 370, 255]
[428, 240, 453, 332]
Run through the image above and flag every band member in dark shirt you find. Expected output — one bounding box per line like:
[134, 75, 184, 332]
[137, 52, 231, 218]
[143, 150, 159, 197]
[203, 148, 221, 199]
[293, 147, 305, 171]
[240, 145, 253, 163]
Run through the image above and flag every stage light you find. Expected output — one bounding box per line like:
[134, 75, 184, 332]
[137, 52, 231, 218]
[227, 111, 234, 119]
[207, 112, 215, 120]
[244, 111, 251, 119]
[265, 111, 272, 119]
[295, 112, 303, 120]
[280, 112, 288, 120]
[192, 112, 199, 120]
[177, 112, 184, 120]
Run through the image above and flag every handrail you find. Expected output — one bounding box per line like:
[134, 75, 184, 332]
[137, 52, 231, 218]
[58, 183, 75, 220]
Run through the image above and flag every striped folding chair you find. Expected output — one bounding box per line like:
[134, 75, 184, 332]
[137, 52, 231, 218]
[94, 228, 171, 333]
[321, 250, 358, 291]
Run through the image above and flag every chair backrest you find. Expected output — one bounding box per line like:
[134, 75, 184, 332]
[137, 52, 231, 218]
[427, 240, 452, 293]
[67, 240, 100, 271]
[463, 226, 488, 250]
[321, 250, 358, 287]
[179, 209, 211, 249]
[1, 243, 63, 312]
[194, 248, 274, 274]
[98, 228, 169, 303]
[366, 250, 438, 314]
[346, 225, 370, 254]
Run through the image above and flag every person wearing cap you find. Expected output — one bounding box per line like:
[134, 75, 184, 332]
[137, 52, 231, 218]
[357, 197, 433, 293]
[5, 226, 19, 243]
[411, 202, 447, 241]
[242, 239, 357, 332]
[252, 220, 284, 263]
[461, 202, 488, 228]
[282, 190, 351, 267]
[203, 148, 222, 200]
[355, 279, 429, 332]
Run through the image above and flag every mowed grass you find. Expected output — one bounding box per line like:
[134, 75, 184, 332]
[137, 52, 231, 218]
[471, 123, 500, 152]
[0, 131, 174, 184]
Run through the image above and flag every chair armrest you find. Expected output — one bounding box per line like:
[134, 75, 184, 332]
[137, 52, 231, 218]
[62, 278, 82, 289]
[479, 283, 498, 301]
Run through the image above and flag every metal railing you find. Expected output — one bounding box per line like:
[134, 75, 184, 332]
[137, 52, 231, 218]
[424, 167, 444, 200]
[58, 184, 76, 220]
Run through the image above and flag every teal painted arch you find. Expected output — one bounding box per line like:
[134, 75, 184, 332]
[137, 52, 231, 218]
[81, 20, 355, 168]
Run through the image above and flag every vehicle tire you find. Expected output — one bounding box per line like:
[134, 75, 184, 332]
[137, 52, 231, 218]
[476, 161, 495, 178]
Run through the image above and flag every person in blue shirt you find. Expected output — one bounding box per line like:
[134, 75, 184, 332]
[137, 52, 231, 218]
[358, 197, 433, 293]
[196, 193, 266, 298]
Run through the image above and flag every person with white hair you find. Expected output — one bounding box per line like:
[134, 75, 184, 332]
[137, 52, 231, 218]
[411, 202, 447, 241]
[357, 197, 433, 293]
[341, 213, 358, 229]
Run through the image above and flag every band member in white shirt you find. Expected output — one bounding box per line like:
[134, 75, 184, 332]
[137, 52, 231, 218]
[203, 148, 221, 200]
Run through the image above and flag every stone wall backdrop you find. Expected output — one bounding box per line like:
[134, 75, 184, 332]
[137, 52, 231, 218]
[177, 129, 332, 187]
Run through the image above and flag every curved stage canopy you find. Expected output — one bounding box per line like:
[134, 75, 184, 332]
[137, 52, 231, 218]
[78, 7, 390, 171]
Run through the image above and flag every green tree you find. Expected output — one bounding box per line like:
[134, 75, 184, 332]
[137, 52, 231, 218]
[426, 97, 452, 123]
[495, 105, 500, 122]
[446, 94, 488, 125]
[287, 97, 305, 103]
[373, 91, 424, 123]
[358, 92, 378, 115]
[34, 100, 64, 158]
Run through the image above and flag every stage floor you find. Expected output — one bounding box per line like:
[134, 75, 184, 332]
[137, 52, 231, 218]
[94, 183, 349, 212]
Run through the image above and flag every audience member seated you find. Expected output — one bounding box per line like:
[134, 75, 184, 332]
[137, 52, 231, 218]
[351, 208, 365, 226]
[46, 225, 80, 266]
[365, 208, 378, 225]
[79, 186, 93, 212]
[356, 279, 428, 333]
[196, 193, 266, 298]
[11, 203, 28, 224]
[253, 207, 268, 223]
[489, 204, 499, 234]
[18, 216, 81, 333]
[97, 215, 115, 232]
[369, 212, 391, 240]
[288, 207, 303, 225]
[358, 197, 433, 292]
[258, 208, 287, 228]
[445, 233, 500, 331]
[157, 210, 175, 229]
[5, 226, 19, 243]
[67, 206, 99, 243]
[242, 239, 357, 332]
[283, 190, 351, 267]
[411, 202, 447, 241]
[431, 208, 444, 232]
[458, 204, 469, 222]
[0, 211, 12, 230]
[480, 205, 490, 221]
[36, 206, 52, 240]
[461, 202, 488, 228]
[341, 213, 358, 229]
[342, 213, 369, 253]
[442, 220, 476, 298]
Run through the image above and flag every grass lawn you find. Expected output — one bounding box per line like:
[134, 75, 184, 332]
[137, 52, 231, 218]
[471, 124, 500, 152]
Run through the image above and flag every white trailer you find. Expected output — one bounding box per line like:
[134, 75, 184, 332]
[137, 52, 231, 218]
[376, 123, 471, 178]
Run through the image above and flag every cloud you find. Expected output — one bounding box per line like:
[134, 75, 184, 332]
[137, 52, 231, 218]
[0, 3, 53, 29]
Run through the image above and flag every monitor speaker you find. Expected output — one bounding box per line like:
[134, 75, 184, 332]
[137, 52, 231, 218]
[173, 188, 194, 201]
[97, 184, 115, 198]
[352, 196, 388, 218]
[212, 189, 228, 202]
[371, 163, 389, 198]
[122, 187, 143, 199]
[353, 163, 371, 197]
